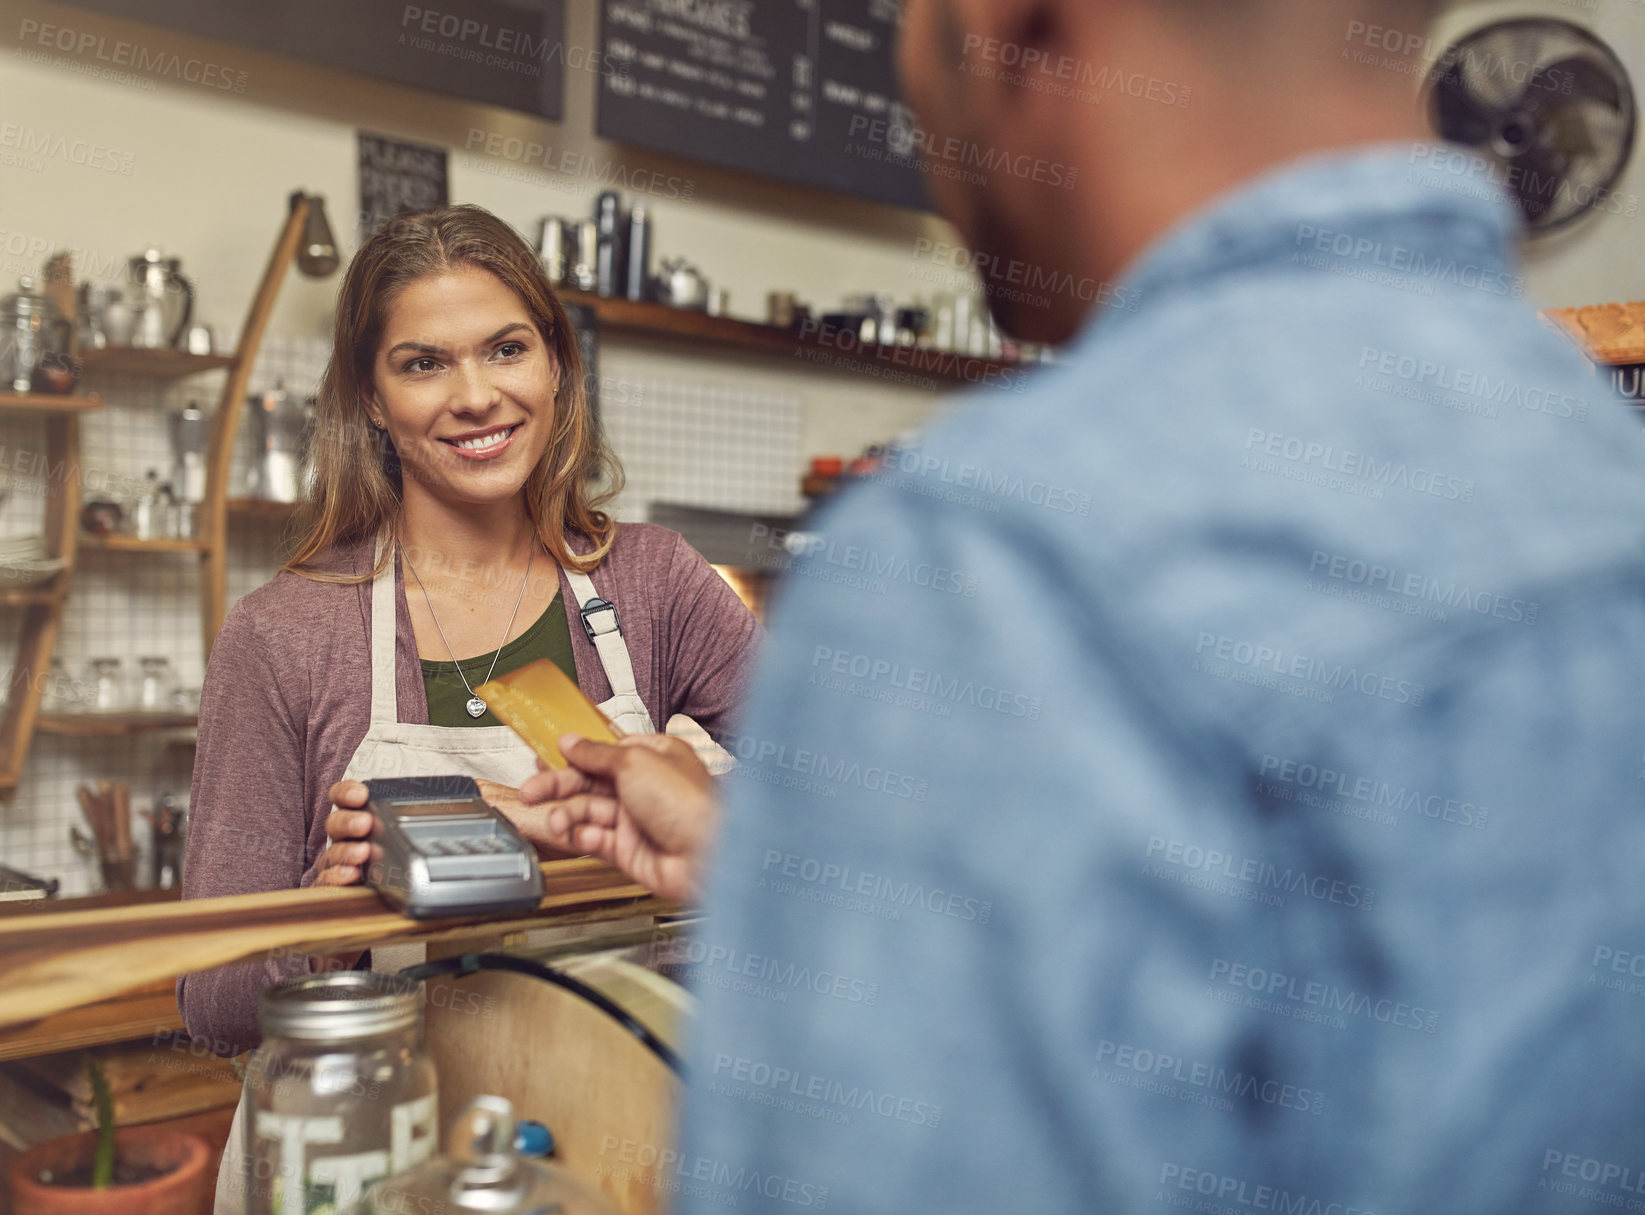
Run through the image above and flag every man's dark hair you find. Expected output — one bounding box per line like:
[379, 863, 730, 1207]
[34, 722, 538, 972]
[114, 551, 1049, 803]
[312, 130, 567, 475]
[1158, 0, 1443, 32]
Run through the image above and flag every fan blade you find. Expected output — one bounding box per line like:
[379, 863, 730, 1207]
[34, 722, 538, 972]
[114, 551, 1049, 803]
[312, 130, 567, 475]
[1510, 143, 1574, 225]
[1479, 26, 1549, 108]
[1545, 101, 1600, 161]
[1432, 75, 1499, 146]
[1514, 54, 1627, 129]
[1546, 55, 1626, 112]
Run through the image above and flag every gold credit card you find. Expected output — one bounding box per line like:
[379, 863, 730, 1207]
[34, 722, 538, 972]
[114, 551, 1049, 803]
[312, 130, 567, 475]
[477, 658, 622, 768]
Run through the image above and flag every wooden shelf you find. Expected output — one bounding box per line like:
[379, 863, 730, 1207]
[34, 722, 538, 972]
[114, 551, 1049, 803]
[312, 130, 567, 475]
[226, 497, 300, 518]
[78, 533, 210, 553]
[77, 346, 235, 378]
[35, 711, 197, 736]
[0, 391, 102, 415]
[560, 290, 1024, 388]
[0, 208, 307, 795]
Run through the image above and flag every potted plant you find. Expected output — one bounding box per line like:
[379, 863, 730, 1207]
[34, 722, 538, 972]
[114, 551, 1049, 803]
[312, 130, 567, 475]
[8, 1056, 212, 1215]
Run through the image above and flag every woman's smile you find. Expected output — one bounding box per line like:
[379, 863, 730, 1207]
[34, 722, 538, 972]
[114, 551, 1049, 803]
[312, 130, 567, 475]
[442, 422, 522, 459]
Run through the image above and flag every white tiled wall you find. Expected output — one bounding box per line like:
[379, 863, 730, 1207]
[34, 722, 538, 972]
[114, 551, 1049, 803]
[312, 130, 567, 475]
[602, 378, 805, 520]
[0, 339, 801, 895]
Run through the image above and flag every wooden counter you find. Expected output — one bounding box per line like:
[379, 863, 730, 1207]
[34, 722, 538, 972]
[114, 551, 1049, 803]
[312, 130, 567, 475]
[0, 859, 673, 1034]
[0, 889, 184, 1061]
[0, 863, 683, 1215]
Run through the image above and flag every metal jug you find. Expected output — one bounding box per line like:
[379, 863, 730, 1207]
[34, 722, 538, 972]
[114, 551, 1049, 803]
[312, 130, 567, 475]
[0, 277, 73, 393]
[168, 404, 210, 503]
[249, 386, 314, 502]
[76, 280, 133, 349]
[656, 257, 709, 309]
[126, 246, 194, 349]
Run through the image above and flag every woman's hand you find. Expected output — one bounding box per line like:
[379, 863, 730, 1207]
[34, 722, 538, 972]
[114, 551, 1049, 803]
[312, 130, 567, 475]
[316, 780, 376, 887]
[313, 780, 377, 973]
[518, 733, 720, 901]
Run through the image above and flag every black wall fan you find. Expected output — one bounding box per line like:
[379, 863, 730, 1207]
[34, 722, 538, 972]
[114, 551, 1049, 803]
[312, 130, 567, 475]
[1425, 18, 1636, 235]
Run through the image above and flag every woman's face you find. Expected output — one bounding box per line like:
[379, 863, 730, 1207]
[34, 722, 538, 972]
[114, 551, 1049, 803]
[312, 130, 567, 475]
[368, 265, 558, 511]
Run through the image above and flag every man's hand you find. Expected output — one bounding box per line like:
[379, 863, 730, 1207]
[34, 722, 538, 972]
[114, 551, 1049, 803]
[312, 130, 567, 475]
[475, 777, 578, 861]
[518, 733, 720, 901]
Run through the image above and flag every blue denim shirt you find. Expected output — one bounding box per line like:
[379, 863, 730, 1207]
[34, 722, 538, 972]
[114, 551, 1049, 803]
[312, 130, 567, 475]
[674, 146, 1645, 1214]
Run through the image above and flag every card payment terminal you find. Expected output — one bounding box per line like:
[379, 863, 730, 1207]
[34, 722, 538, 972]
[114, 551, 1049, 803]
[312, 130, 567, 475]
[364, 775, 544, 919]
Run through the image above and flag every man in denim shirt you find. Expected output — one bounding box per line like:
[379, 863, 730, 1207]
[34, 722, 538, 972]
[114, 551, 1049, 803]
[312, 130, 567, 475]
[529, 0, 1645, 1209]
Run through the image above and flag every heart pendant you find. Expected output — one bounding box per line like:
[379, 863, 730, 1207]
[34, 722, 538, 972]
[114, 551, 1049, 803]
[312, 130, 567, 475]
[466, 696, 487, 719]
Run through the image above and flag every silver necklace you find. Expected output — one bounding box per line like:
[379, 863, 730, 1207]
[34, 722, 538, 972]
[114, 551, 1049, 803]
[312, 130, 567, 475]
[402, 538, 535, 718]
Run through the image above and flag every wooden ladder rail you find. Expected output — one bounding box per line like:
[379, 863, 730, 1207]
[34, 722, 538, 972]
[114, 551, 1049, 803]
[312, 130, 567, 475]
[0, 412, 82, 791]
[197, 194, 311, 660]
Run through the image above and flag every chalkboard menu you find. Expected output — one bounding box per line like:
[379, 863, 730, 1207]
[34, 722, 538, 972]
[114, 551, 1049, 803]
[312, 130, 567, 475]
[56, 0, 567, 120]
[359, 134, 449, 243]
[595, 0, 928, 210]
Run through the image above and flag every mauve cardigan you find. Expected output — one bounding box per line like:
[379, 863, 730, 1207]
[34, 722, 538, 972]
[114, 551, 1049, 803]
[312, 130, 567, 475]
[177, 523, 760, 1053]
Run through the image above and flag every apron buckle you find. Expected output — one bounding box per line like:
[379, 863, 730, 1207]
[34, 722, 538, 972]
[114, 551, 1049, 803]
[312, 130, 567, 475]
[579, 596, 622, 641]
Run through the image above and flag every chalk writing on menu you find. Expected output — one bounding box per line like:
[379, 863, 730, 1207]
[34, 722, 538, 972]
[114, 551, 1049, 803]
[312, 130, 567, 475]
[595, 0, 929, 211]
[358, 134, 449, 243]
[53, 0, 568, 120]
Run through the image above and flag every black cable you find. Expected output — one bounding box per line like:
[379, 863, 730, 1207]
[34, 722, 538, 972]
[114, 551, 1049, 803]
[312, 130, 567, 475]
[397, 952, 685, 1077]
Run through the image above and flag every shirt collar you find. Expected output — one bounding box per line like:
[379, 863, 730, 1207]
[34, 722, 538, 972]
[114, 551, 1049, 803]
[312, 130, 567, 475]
[1077, 142, 1523, 347]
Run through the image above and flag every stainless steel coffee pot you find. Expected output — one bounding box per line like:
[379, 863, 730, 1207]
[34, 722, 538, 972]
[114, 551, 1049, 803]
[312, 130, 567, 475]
[656, 257, 709, 309]
[76, 281, 132, 349]
[249, 386, 314, 502]
[126, 246, 194, 349]
[0, 278, 73, 393]
[168, 405, 210, 503]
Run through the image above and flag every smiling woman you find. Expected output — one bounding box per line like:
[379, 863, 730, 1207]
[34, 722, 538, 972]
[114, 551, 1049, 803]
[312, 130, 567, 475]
[290, 205, 620, 582]
[177, 205, 761, 1071]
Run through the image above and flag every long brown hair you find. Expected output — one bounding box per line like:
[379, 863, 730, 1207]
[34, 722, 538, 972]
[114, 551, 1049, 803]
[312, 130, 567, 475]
[283, 204, 621, 581]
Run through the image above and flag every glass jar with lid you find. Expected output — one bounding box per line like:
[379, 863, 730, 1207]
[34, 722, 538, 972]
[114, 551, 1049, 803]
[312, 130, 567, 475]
[84, 657, 127, 712]
[135, 656, 179, 712]
[240, 971, 438, 1215]
[41, 656, 82, 713]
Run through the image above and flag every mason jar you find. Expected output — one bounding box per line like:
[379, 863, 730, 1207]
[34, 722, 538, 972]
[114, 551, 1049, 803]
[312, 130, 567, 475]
[136, 656, 179, 711]
[242, 971, 438, 1215]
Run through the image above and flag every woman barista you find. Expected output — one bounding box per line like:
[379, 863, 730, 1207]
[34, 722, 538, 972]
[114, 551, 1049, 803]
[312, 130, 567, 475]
[178, 204, 758, 1056]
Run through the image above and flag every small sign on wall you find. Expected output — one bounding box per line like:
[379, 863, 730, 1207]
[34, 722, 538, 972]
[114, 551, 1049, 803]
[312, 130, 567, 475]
[358, 132, 448, 243]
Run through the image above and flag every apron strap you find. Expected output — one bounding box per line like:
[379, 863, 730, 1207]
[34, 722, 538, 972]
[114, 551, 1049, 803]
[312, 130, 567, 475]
[369, 531, 398, 725]
[563, 566, 645, 709]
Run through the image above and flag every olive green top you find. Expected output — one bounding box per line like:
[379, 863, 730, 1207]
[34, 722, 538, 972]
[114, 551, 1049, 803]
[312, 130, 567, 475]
[420, 594, 578, 727]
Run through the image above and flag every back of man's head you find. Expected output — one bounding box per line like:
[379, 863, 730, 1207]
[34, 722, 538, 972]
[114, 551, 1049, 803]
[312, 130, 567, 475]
[1149, 0, 1442, 35]
[897, 0, 1446, 342]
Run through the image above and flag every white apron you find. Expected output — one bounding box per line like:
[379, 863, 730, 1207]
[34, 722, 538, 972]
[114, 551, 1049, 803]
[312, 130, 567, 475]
[215, 535, 723, 1212]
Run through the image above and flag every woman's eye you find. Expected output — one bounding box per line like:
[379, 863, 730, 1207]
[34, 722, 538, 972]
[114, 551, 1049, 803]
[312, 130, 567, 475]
[494, 342, 526, 360]
[405, 357, 440, 374]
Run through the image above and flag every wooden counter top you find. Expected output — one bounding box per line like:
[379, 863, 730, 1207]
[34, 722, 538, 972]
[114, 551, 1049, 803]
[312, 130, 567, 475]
[0, 891, 185, 1059]
[0, 858, 674, 1036]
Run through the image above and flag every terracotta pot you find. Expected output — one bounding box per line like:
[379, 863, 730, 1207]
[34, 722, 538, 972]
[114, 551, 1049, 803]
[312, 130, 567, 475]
[9, 1125, 211, 1215]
